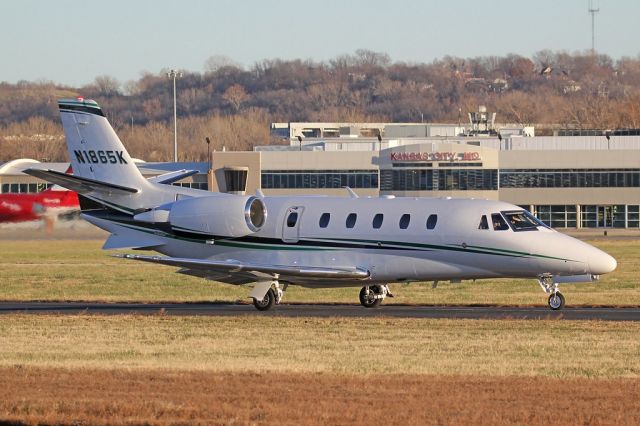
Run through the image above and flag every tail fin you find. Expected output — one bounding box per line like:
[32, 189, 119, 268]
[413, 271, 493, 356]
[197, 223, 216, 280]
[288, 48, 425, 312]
[58, 98, 149, 190]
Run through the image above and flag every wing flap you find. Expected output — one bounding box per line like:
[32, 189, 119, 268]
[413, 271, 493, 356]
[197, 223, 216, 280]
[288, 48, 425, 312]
[115, 254, 370, 281]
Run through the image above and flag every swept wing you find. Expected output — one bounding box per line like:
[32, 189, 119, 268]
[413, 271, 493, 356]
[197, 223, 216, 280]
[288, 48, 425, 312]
[116, 254, 370, 281]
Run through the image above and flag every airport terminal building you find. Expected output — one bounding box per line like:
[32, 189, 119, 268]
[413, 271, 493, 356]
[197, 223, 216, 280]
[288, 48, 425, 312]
[2, 119, 639, 230]
[210, 120, 640, 230]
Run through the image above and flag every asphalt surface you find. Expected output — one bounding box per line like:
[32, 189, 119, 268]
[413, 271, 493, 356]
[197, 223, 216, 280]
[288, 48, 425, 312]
[1, 302, 639, 321]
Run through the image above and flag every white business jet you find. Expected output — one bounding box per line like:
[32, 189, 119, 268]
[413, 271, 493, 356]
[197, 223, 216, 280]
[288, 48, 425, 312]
[26, 99, 617, 311]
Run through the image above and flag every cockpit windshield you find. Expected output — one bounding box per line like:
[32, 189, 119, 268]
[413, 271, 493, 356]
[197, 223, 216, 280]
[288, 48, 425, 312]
[501, 210, 548, 231]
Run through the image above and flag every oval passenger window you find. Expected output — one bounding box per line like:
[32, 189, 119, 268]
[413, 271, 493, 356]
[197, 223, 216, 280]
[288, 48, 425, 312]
[399, 214, 410, 229]
[426, 214, 438, 230]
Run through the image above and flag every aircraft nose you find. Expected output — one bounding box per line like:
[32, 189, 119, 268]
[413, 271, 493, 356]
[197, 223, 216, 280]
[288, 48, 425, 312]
[588, 248, 617, 275]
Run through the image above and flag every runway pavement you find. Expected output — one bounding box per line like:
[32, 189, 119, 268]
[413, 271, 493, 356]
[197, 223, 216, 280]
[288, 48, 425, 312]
[1, 302, 640, 321]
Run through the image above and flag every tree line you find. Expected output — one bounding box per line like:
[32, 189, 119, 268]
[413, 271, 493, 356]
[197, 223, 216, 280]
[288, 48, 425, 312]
[2, 49, 640, 162]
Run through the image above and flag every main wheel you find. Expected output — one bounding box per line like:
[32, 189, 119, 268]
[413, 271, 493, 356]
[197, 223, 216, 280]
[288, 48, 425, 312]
[548, 292, 565, 310]
[253, 288, 276, 311]
[359, 285, 382, 308]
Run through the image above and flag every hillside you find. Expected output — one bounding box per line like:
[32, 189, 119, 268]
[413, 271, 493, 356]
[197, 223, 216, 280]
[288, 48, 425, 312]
[2, 50, 640, 162]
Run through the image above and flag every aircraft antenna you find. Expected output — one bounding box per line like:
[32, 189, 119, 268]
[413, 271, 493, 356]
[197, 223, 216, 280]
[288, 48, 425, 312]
[588, 0, 600, 54]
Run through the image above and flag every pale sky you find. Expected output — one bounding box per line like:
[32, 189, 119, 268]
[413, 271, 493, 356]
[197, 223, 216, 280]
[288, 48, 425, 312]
[2, 0, 639, 87]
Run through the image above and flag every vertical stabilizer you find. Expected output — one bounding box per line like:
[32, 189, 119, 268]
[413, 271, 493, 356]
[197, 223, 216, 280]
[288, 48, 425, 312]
[58, 98, 149, 190]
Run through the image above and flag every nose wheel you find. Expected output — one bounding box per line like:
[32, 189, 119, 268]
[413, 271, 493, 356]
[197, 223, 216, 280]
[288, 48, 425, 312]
[538, 276, 566, 310]
[548, 291, 565, 310]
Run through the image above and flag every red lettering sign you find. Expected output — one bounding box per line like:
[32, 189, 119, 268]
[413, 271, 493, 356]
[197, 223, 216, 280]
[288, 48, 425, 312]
[390, 151, 481, 162]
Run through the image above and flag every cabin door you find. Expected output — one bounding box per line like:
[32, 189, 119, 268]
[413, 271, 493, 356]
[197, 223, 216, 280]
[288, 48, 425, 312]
[282, 206, 304, 243]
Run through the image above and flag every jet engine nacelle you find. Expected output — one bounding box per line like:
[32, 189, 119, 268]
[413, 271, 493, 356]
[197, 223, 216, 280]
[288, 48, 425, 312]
[168, 195, 267, 237]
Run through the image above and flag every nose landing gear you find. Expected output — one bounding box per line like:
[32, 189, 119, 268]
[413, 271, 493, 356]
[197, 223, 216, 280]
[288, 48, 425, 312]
[538, 276, 565, 310]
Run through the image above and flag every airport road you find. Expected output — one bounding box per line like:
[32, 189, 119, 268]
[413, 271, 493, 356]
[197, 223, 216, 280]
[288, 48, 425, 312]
[1, 302, 640, 321]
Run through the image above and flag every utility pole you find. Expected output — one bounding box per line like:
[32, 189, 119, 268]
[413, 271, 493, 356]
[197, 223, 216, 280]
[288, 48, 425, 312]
[167, 69, 182, 162]
[588, 0, 600, 54]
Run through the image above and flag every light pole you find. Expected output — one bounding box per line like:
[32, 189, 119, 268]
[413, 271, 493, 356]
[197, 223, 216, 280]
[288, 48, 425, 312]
[205, 137, 211, 169]
[167, 69, 182, 162]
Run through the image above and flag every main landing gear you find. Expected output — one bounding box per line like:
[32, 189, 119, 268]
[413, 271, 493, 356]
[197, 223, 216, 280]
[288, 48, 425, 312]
[359, 285, 393, 308]
[538, 276, 565, 310]
[251, 280, 285, 311]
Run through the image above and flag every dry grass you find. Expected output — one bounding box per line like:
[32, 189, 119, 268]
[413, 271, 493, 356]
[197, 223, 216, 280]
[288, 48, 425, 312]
[1, 234, 639, 424]
[1, 315, 639, 378]
[1, 367, 639, 425]
[0, 238, 639, 306]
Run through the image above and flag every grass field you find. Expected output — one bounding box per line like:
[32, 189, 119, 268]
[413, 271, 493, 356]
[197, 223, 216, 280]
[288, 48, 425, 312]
[0, 238, 638, 306]
[2, 315, 639, 377]
[1, 235, 640, 424]
[1, 314, 639, 424]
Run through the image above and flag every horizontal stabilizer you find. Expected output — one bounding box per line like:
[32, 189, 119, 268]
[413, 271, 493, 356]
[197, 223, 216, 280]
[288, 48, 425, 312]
[147, 169, 199, 185]
[115, 254, 370, 281]
[24, 168, 139, 195]
[103, 233, 166, 250]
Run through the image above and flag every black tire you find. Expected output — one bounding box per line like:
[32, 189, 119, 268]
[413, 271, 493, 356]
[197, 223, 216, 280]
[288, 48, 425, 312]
[548, 292, 565, 310]
[253, 288, 276, 311]
[359, 285, 382, 308]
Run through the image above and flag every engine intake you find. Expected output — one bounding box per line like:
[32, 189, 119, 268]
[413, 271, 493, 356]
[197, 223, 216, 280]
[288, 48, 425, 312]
[168, 195, 267, 237]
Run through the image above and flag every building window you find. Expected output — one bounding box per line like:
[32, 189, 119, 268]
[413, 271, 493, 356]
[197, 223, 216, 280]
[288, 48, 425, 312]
[535, 205, 577, 228]
[346, 213, 357, 229]
[399, 214, 411, 229]
[224, 169, 248, 192]
[426, 214, 438, 230]
[171, 181, 208, 190]
[581, 205, 598, 228]
[380, 169, 433, 191]
[380, 169, 497, 191]
[501, 169, 640, 188]
[319, 213, 330, 228]
[261, 170, 378, 189]
[372, 213, 384, 229]
[581, 205, 628, 228]
[628, 205, 640, 228]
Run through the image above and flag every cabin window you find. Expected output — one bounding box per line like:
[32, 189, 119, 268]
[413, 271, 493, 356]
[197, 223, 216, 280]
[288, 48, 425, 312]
[399, 214, 411, 229]
[319, 213, 330, 228]
[346, 213, 357, 229]
[478, 215, 489, 230]
[372, 213, 384, 229]
[491, 213, 509, 231]
[426, 214, 438, 230]
[287, 212, 299, 228]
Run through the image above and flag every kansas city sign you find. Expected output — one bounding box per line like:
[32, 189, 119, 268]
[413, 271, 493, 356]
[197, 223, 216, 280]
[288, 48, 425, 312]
[390, 152, 481, 162]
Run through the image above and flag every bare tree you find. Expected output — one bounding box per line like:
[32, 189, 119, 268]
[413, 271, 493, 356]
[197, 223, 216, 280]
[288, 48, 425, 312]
[204, 55, 242, 74]
[92, 75, 121, 96]
[222, 84, 249, 112]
